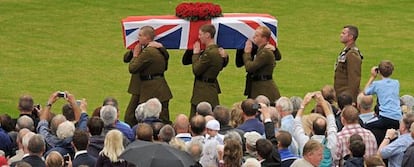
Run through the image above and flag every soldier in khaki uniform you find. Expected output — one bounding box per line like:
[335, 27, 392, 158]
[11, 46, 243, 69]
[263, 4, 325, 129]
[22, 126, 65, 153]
[190, 24, 225, 118]
[129, 26, 173, 124]
[243, 26, 281, 103]
[123, 50, 141, 126]
[334, 25, 363, 102]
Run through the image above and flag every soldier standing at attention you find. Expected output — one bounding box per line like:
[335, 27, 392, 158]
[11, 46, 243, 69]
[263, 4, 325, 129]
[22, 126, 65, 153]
[243, 26, 281, 103]
[190, 24, 226, 118]
[129, 26, 172, 124]
[334, 25, 363, 103]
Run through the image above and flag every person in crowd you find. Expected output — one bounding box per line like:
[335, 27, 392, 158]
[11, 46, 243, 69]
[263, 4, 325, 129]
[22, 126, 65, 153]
[243, 131, 262, 161]
[16, 95, 40, 130]
[186, 140, 203, 167]
[291, 140, 324, 167]
[15, 115, 35, 132]
[86, 116, 105, 159]
[71, 130, 96, 167]
[230, 102, 244, 128]
[158, 124, 175, 143]
[22, 134, 46, 167]
[100, 105, 130, 146]
[293, 91, 337, 166]
[173, 114, 192, 142]
[276, 96, 299, 156]
[364, 60, 402, 144]
[213, 105, 245, 143]
[189, 115, 206, 144]
[364, 155, 385, 167]
[402, 123, 414, 166]
[169, 137, 186, 151]
[0, 119, 13, 157]
[237, 99, 264, 135]
[8, 128, 31, 164]
[344, 134, 365, 167]
[255, 95, 271, 107]
[334, 105, 377, 166]
[218, 138, 243, 167]
[205, 119, 223, 144]
[242, 26, 281, 102]
[356, 93, 375, 124]
[276, 130, 298, 166]
[241, 158, 261, 167]
[45, 151, 64, 167]
[377, 113, 414, 167]
[195, 102, 213, 117]
[132, 98, 164, 138]
[135, 123, 154, 142]
[335, 92, 354, 131]
[44, 120, 76, 158]
[258, 103, 282, 166]
[256, 139, 280, 167]
[190, 24, 226, 118]
[95, 129, 131, 166]
[334, 25, 363, 103]
[401, 95, 414, 113]
[290, 96, 303, 118]
[129, 25, 172, 124]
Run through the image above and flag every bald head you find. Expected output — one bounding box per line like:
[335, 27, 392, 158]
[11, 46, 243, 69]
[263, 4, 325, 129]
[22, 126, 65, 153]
[174, 114, 189, 133]
[357, 93, 373, 113]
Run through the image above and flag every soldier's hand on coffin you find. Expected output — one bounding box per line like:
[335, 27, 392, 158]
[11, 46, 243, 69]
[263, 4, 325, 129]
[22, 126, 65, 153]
[148, 41, 163, 48]
[133, 42, 142, 57]
[218, 47, 228, 58]
[264, 43, 276, 51]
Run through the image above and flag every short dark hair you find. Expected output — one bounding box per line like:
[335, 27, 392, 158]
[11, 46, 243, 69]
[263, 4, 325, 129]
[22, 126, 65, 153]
[213, 105, 230, 126]
[241, 99, 258, 116]
[378, 60, 394, 78]
[349, 134, 365, 157]
[256, 139, 273, 159]
[312, 117, 327, 135]
[344, 25, 359, 41]
[190, 115, 206, 136]
[277, 130, 292, 148]
[102, 97, 119, 109]
[18, 95, 34, 111]
[72, 130, 89, 150]
[200, 24, 216, 38]
[87, 116, 104, 136]
[62, 104, 75, 121]
[338, 93, 353, 110]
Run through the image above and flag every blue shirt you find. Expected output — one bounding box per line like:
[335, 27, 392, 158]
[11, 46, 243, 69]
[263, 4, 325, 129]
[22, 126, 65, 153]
[281, 115, 295, 135]
[116, 120, 134, 141]
[380, 133, 414, 167]
[0, 127, 12, 156]
[365, 78, 402, 121]
[237, 118, 264, 135]
[279, 148, 299, 161]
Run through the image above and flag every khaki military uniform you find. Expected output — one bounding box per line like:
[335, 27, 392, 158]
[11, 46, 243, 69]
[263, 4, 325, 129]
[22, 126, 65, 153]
[243, 45, 281, 103]
[190, 44, 224, 116]
[334, 43, 362, 102]
[123, 50, 141, 126]
[129, 46, 173, 123]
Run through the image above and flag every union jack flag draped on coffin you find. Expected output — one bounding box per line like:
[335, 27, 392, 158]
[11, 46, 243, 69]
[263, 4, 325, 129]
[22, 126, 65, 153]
[122, 13, 278, 49]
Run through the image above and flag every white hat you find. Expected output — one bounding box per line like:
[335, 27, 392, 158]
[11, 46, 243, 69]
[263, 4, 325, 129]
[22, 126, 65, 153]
[206, 119, 220, 131]
[244, 131, 262, 147]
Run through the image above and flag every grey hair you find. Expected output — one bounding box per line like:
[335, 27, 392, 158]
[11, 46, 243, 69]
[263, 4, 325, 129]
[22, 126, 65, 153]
[276, 97, 293, 113]
[242, 158, 261, 167]
[22, 131, 36, 149]
[186, 140, 203, 162]
[196, 101, 212, 116]
[135, 103, 146, 122]
[16, 115, 34, 131]
[143, 98, 162, 118]
[255, 95, 270, 106]
[56, 121, 75, 140]
[224, 131, 242, 144]
[290, 96, 303, 113]
[100, 105, 118, 127]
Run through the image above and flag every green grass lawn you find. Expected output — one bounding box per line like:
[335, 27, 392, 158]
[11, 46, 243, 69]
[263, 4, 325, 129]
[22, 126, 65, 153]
[1, 0, 413, 120]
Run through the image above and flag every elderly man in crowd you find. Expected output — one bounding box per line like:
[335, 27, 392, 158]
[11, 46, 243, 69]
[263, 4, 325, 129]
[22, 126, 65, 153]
[22, 134, 46, 167]
[378, 113, 414, 167]
[174, 114, 192, 142]
[356, 93, 375, 124]
[291, 140, 324, 167]
[196, 102, 213, 117]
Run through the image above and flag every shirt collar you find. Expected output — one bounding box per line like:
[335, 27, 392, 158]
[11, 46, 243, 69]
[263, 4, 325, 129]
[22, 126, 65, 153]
[74, 150, 88, 159]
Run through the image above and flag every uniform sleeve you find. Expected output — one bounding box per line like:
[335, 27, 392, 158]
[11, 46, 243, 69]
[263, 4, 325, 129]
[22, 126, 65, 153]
[129, 49, 153, 74]
[346, 51, 362, 98]
[243, 49, 272, 73]
[192, 52, 211, 76]
[123, 50, 133, 63]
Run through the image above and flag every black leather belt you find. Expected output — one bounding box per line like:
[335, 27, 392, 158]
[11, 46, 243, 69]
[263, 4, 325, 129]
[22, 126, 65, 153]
[196, 76, 216, 83]
[251, 75, 272, 81]
[140, 73, 164, 80]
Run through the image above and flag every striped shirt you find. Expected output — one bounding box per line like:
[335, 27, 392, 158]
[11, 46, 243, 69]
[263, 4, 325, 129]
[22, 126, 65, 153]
[334, 124, 377, 166]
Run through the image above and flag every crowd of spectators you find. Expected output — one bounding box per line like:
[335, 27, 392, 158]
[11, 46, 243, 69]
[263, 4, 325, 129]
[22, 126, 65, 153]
[1, 60, 414, 167]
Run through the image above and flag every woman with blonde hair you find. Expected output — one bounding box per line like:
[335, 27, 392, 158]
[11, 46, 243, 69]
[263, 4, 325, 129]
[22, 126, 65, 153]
[96, 129, 130, 167]
[230, 102, 244, 128]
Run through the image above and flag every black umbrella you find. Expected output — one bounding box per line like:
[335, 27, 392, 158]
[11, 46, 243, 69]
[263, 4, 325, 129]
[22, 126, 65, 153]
[120, 141, 196, 167]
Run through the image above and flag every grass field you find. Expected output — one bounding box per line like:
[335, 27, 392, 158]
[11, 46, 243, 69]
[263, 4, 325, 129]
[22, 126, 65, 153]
[1, 0, 413, 120]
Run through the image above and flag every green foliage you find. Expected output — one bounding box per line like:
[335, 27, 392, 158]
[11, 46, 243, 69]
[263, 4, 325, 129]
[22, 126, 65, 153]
[0, 0, 413, 120]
